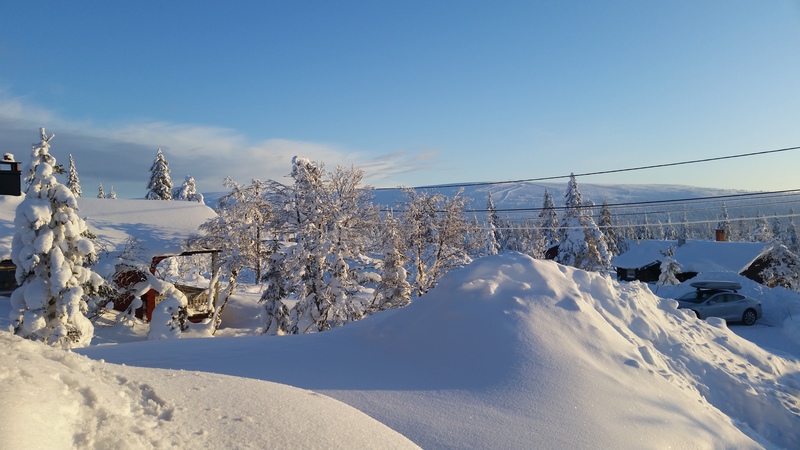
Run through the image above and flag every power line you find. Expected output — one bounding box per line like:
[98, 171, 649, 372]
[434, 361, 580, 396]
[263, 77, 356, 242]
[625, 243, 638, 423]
[374, 144, 800, 191]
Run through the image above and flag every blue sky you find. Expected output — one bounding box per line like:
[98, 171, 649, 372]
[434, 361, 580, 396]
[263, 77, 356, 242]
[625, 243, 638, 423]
[1, 1, 799, 198]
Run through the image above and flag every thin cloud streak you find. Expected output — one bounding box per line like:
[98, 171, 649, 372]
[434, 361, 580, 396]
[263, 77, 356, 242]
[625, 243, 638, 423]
[0, 98, 444, 198]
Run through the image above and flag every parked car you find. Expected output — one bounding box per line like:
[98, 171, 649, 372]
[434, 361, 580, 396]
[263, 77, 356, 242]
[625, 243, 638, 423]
[675, 281, 762, 326]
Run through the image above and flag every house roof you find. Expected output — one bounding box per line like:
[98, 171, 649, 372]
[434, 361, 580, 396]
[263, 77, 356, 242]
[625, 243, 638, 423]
[0, 195, 217, 260]
[611, 239, 767, 274]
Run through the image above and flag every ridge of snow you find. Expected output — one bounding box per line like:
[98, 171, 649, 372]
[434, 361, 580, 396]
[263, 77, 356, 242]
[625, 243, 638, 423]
[78, 253, 800, 449]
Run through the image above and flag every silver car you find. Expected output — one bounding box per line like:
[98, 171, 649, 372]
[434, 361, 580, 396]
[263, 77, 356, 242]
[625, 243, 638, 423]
[676, 281, 762, 326]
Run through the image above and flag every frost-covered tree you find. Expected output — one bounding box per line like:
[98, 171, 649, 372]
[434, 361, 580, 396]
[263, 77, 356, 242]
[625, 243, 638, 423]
[173, 175, 204, 203]
[191, 177, 272, 332]
[717, 202, 731, 241]
[9, 128, 104, 348]
[145, 148, 173, 200]
[109, 186, 116, 199]
[772, 214, 783, 242]
[401, 188, 472, 297]
[372, 215, 411, 311]
[756, 243, 800, 291]
[538, 189, 559, 249]
[679, 210, 689, 241]
[260, 238, 290, 335]
[657, 246, 681, 286]
[752, 212, 773, 243]
[265, 158, 376, 334]
[784, 210, 800, 253]
[598, 199, 624, 258]
[556, 174, 610, 271]
[66, 154, 81, 197]
[664, 213, 677, 241]
[97, 183, 106, 199]
[486, 192, 502, 255]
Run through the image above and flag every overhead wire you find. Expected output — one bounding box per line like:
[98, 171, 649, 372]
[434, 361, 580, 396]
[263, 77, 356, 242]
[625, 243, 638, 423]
[373, 144, 800, 191]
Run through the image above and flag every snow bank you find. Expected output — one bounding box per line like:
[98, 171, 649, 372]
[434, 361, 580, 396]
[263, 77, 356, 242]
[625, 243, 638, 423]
[0, 332, 418, 449]
[81, 253, 800, 449]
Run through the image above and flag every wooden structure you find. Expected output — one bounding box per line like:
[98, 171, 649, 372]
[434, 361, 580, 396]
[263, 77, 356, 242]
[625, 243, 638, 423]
[113, 249, 221, 322]
[0, 160, 21, 196]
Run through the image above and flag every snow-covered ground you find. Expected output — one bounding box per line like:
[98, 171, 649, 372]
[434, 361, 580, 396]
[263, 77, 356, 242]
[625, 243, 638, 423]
[5, 253, 800, 448]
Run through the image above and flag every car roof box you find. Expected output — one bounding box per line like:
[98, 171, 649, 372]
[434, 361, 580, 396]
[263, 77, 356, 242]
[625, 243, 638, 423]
[689, 280, 742, 291]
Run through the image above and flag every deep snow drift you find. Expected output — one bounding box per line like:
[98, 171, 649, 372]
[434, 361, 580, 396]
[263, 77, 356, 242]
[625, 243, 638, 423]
[74, 253, 800, 449]
[0, 332, 418, 449]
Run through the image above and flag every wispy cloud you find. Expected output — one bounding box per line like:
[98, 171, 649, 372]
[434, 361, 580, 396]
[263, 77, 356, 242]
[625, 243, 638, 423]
[0, 97, 444, 198]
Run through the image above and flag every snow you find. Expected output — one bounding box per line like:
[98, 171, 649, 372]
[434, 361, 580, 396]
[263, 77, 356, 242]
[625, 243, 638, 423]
[612, 239, 767, 273]
[0, 195, 216, 260]
[4, 193, 800, 447]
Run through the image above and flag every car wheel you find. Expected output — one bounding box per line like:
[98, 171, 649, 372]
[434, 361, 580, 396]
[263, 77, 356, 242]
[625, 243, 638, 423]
[742, 309, 758, 326]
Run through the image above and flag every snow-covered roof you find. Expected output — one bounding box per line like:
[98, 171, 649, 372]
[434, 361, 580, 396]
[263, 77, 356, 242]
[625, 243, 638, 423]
[611, 239, 767, 273]
[0, 195, 217, 260]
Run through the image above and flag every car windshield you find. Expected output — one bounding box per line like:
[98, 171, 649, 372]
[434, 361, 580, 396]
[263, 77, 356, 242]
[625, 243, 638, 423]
[677, 290, 718, 304]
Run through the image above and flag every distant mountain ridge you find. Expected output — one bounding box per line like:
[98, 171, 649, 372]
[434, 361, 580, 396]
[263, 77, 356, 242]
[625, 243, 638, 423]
[204, 181, 794, 228]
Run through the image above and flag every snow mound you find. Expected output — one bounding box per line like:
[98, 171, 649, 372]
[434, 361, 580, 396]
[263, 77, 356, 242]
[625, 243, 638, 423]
[80, 253, 800, 449]
[0, 332, 418, 449]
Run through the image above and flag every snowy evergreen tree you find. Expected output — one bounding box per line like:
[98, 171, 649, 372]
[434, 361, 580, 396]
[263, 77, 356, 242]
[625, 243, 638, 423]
[173, 175, 204, 203]
[260, 238, 291, 335]
[555, 174, 610, 271]
[538, 190, 559, 249]
[97, 183, 106, 199]
[598, 199, 623, 259]
[772, 214, 783, 242]
[486, 192, 502, 255]
[145, 148, 173, 200]
[679, 210, 689, 241]
[717, 202, 731, 241]
[635, 213, 653, 241]
[109, 186, 116, 199]
[653, 220, 665, 240]
[9, 128, 104, 348]
[664, 213, 677, 241]
[66, 154, 81, 197]
[657, 246, 682, 286]
[752, 212, 773, 242]
[372, 215, 411, 311]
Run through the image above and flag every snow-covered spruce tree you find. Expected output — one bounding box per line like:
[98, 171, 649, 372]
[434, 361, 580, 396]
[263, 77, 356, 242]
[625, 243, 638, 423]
[9, 128, 104, 348]
[173, 175, 204, 203]
[486, 192, 502, 255]
[66, 154, 81, 197]
[109, 186, 116, 199]
[752, 212, 773, 243]
[372, 214, 411, 311]
[145, 148, 173, 200]
[664, 212, 677, 241]
[555, 174, 610, 271]
[97, 183, 106, 198]
[401, 188, 472, 297]
[260, 238, 291, 335]
[772, 214, 783, 243]
[598, 199, 622, 259]
[657, 246, 681, 286]
[538, 189, 559, 249]
[679, 210, 689, 241]
[717, 202, 731, 241]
